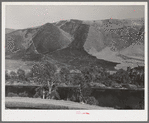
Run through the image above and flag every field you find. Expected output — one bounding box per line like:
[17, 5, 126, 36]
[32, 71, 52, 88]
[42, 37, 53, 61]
[5, 59, 37, 72]
[5, 97, 114, 110]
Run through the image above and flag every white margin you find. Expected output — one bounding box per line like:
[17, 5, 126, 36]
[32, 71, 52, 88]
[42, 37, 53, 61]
[2, 2, 148, 121]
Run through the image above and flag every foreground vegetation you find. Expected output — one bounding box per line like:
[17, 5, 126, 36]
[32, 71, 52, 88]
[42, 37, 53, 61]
[6, 97, 114, 110]
[5, 60, 144, 106]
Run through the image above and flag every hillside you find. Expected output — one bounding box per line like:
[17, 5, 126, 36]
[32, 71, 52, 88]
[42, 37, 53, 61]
[5, 23, 72, 60]
[48, 23, 118, 70]
[56, 19, 144, 69]
[5, 28, 16, 34]
[5, 18, 144, 71]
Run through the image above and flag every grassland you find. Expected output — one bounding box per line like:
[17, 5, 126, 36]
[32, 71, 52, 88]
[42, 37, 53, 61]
[5, 97, 114, 110]
[5, 59, 37, 72]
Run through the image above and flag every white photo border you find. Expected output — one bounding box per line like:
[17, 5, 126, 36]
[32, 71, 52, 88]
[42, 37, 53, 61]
[2, 2, 148, 121]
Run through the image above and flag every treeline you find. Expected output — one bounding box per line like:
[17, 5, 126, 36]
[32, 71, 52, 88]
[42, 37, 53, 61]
[5, 69, 33, 82]
[6, 62, 144, 88]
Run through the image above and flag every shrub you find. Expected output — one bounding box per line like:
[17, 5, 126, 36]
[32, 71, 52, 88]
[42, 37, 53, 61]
[50, 90, 61, 100]
[104, 80, 114, 87]
[33, 87, 43, 98]
[81, 84, 92, 97]
[7, 92, 18, 97]
[33, 92, 42, 98]
[84, 96, 99, 106]
[18, 92, 28, 97]
[70, 95, 77, 102]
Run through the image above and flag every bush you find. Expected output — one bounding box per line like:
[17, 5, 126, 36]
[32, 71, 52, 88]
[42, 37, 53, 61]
[84, 96, 99, 106]
[18, 92, 28, 97]
[111, 82, 122, 88]
[81, 85, 92, 97]
[50, 90, 61, 100]
[7, 92, 18, 97]
[33, 92, 42, 98]
[70, 95, 77, 102]
[33, 87, 43, 98]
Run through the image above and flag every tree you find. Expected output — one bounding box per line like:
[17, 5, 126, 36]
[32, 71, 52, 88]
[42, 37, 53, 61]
[10, 71, 17, 80]
[71, 73, 84, 85]
[80, 65, 109, 83]
[59, 67, 70, 85]
[129, 66, 144, 86]
[25, 70, 33, 81]
[111, 69, 131, 84]
[80, 66, 92, 83]
[70, 73, 84, 102]
[70, 70, 92, 103]
[17, 69, 25, 81]
[32, 61, 57, 98]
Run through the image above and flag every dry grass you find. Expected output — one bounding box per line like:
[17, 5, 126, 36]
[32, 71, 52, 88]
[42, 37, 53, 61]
[5, 97, 114, 110]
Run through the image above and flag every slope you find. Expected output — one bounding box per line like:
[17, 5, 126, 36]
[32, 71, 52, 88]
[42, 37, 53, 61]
[55, 18, 144, 69]
[48, 23, 119, 70]
[5, 28, 16, 34]
[5, 23, 72, 60]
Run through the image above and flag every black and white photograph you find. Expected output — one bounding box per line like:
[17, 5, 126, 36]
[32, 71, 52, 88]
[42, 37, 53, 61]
[2, 2, 148, 121]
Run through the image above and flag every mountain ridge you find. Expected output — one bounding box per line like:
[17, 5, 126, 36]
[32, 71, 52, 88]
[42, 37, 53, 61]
[5, 18, 144, 70]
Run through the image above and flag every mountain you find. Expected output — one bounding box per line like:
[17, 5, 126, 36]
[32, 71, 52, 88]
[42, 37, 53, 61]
[58, 19, 144, 55]
[5, 18, 144, 71]
[5, 23, 72, 60]
[47, 23, 118, 70]
[55, 18, 144, 69]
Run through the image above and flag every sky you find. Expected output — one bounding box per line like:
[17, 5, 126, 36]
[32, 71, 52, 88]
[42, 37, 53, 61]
[5, 5, 144, 29]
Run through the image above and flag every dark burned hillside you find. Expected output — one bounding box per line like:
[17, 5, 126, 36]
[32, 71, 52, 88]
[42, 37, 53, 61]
[48, 23, 119, 70]
[32, 23, 70, 54]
